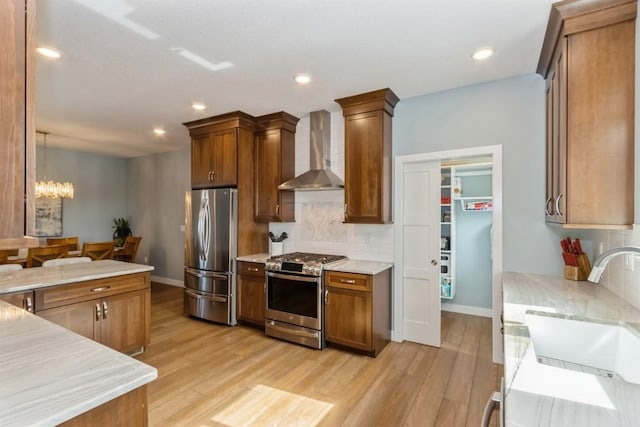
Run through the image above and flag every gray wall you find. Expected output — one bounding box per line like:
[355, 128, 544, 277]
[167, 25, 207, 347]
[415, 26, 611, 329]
[127, 147, 190, 280]
[36, 146, 128, 244]
[394, 73, 570, 275]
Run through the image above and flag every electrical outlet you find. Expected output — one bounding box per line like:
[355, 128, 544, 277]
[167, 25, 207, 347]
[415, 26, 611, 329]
[180, 224, 185, 232]
[598, 242, 604, 256]
[144, 256, 148, 264]
[625, 254, 634, 271]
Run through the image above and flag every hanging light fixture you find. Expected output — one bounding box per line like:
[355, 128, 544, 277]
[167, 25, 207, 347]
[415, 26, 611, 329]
[35, 131, 74, 199]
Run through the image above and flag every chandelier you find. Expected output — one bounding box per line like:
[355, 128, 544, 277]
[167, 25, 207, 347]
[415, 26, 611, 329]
[35, 131, 74, 199]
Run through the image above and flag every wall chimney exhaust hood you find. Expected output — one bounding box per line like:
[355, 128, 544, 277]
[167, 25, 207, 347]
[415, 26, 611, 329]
[278, 110, 344, 191]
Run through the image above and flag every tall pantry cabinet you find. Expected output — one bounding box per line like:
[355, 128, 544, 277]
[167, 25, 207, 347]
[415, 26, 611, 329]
[538, 0, 636, 228]
[0, 0, 37, 249]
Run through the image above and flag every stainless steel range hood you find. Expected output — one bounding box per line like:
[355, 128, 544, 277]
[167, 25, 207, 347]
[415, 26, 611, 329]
[278, 110, 344, 191]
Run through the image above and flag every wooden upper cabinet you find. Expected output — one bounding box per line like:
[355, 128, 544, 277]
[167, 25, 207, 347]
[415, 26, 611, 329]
[0, 0, 36, 246]
[336, 88, 399, 224]
[184, 112, 255, 189]
[538, 0, 636, 229]
[254, 112, 299, 223]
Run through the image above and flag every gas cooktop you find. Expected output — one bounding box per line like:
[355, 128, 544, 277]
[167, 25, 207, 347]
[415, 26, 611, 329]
[265, 252, 346, 276]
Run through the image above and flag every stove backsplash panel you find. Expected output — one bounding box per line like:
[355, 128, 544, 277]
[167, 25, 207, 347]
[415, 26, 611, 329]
[269, 190, 393, 262]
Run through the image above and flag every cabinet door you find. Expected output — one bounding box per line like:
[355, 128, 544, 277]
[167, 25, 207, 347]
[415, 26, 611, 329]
[210, 129, 238, 187]
[191, 134, 214, 187]
[344, 111, 385, 223]
[37, 300, 99, 341]
[237, 274, 265, 326]
[100, 290, 147, 354]
[0, 0, 33, 239]
[0, 290, 34, 312]
[325, 286, 372, 351]
[254, 129, 281, 222]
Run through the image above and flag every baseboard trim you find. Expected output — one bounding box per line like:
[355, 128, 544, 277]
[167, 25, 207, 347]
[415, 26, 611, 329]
[151, 275, 184, 288]
[441, 303, 492, 318]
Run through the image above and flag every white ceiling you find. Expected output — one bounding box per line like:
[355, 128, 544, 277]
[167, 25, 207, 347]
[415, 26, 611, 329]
[35, 0, 554, 158]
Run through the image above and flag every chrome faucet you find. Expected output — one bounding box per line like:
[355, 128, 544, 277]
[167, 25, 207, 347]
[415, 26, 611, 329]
[588, 246, 640, 282]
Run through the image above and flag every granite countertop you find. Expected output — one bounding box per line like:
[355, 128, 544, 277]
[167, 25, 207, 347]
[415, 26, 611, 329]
[0, 300, 157, 426]
[0, 260, 154, 294]
[324, 259, 393, 275]
[503, 272, 640, 426]
[236, 253, 270, 263]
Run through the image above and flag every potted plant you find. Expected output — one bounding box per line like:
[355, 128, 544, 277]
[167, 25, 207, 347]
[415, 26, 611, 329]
[112, 217, 132, 247]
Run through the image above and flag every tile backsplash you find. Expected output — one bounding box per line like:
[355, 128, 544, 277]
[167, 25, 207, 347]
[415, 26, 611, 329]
[269, 190, 394, 262]
[591, 228, 640, 311]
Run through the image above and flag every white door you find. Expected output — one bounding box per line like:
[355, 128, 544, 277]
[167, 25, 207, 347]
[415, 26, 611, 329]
[401, 160, 441, 346]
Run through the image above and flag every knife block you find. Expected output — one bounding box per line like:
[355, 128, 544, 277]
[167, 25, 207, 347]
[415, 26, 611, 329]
[564, 254, 592, 281]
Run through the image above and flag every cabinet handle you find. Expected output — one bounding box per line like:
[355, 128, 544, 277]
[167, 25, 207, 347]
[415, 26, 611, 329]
[555, 193, 564, 217]
[276, 204, 280, 216]
[95, 303, 101, 321]
[248, 267, 259, 272]
[25, 296, 33, 313]
[102, 301, 108, 319]
[208, 171, 212, 181]
[545, 197, 553, 216]
[211, 170, 215, 181]
[324, 289, 329, 304]
[91, 286, 110, 292]
[340, 279, 356, 284]
[344, 204, 347, 214]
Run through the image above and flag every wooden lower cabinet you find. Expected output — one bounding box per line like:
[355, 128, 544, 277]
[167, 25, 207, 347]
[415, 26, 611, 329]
[35, 273, 150, 354]
[237, 261, 265, 327]
[324, 269, 391, 357]
[0, 289, 34, 312]
[60, 385, 149, 427]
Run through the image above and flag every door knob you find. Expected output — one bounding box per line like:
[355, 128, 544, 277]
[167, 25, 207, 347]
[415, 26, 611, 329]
[431, 259, 438, 266]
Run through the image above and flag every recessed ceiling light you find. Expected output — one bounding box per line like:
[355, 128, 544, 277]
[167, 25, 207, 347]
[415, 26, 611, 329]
[472, 48, 494, 61]
[36, 47, 62, 58]
[192, 103, 206, 111]
[153, 128, 166, 136]
[294, 73, 312, 84]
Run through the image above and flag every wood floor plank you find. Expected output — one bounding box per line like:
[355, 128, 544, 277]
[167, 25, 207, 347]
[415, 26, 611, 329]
[138, 283, 502, 427]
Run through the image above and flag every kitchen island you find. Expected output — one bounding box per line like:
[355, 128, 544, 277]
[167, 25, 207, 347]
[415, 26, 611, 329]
[503, 272, 640, 426]
[0, 260, 157, 426]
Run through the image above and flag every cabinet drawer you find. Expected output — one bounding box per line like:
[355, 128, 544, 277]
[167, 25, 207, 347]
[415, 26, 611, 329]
[237, 261, 265, 277]
[35, 273, 150, 311]
[324, 271, 371, 292]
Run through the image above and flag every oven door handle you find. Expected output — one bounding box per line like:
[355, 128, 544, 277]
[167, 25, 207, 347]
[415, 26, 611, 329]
[266, 271, 319, 283]
[267, 320, 319, 339]
[185, 288, 228, 303]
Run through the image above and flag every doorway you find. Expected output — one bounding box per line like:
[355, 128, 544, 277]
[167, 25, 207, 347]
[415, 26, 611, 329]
[393, 145, 503, 363]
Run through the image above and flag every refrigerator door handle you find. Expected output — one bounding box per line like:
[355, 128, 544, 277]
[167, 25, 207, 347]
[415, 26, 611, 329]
[481, 390, 502, 427]
[197, 193, 210, 263]
[185, 268, 229, 281]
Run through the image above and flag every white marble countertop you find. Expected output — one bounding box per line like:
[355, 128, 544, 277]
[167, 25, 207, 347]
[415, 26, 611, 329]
[324, 259, 393, 275]
[236, 253, 270, 263]
[0, 300, 157, 426]
[503, 272, 640, 427]
[0, 260, 154, 294]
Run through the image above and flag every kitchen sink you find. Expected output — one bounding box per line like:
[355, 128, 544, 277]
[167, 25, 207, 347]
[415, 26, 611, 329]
[524, 311, 640, 385]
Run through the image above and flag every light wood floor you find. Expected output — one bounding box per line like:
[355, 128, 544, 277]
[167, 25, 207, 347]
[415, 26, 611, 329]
[136, 283, 501, 427]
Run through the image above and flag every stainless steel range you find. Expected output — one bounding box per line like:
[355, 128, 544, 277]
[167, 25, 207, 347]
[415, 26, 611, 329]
[265, 252, 346, 349]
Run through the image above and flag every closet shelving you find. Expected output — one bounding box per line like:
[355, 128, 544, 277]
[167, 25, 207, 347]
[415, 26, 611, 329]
[440, 162, 493, 299]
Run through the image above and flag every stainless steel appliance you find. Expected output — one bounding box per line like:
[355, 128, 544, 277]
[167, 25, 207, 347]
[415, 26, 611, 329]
[184, 188, 237, 325]
[265, 252, 346, 349]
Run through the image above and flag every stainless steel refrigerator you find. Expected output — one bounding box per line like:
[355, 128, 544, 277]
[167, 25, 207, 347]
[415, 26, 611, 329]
[184, 188, 237, 325]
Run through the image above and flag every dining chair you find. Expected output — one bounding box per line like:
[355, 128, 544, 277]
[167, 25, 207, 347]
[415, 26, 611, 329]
[42, 257, 92, 267]
[46, 236, 79, 251]
[0, 249, 19, 264]
[26, 244, 69, 268]
[81, 241, 115, 260]
[114, 236, 142, 263]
